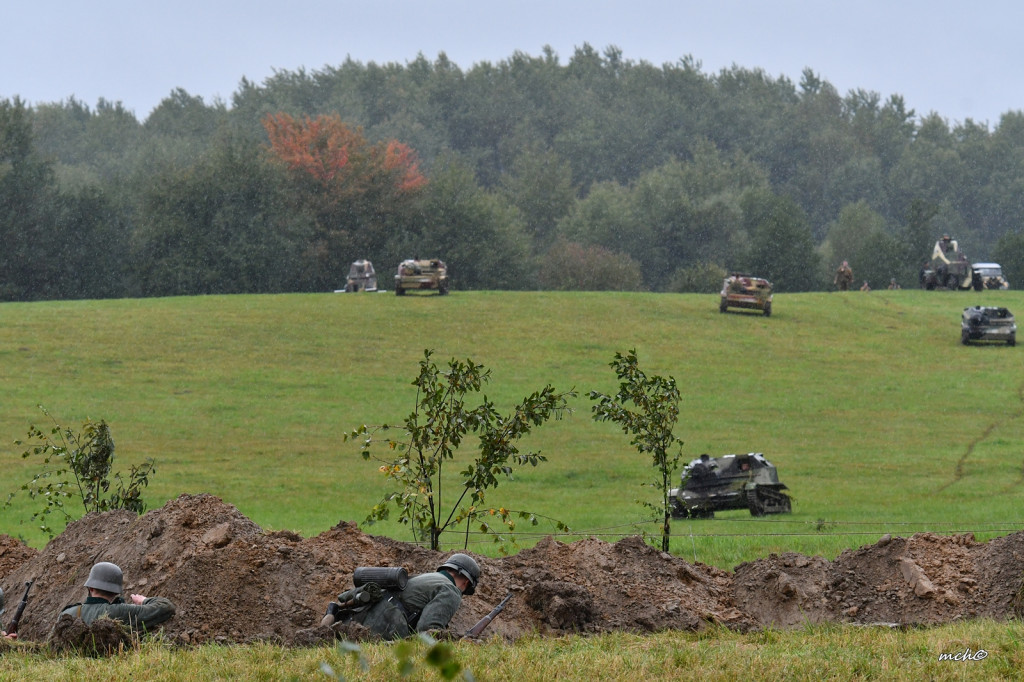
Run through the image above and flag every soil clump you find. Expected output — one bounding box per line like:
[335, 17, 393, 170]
[2, 494, 1022, 645]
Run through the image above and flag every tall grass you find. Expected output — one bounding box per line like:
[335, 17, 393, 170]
[2, 621, 1021, 681]
[3, 290, 1024, 567]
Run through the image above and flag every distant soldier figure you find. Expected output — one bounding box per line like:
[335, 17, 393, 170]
[835, 261, 854, 291]
[888, 278, 901, 290]
[860, 280, 871, 292]
[936, 234, 956, 256]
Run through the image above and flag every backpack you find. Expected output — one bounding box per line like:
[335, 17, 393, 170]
[332, 583, 419, 640]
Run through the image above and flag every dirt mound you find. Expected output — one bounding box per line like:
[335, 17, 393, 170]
[506, 535, 746, 633]
[0, 534, 38, 579]
[733, 532, 1024, 626]
[2, 494, 1023, 645]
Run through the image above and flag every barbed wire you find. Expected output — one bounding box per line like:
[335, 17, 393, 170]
[419, 517, 1024, 551]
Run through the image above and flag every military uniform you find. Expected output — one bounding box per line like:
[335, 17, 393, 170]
[835, 263, 853, 291]
[400, 571, 463, 631]
[356, 571, 463, 639]
[59, 595, 176, 632]
[325, 554, 478, 640]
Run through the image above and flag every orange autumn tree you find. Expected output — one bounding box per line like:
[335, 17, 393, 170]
[262, 112, 427, 288]
[263, 113, 360, 185]
[263, 112, 426, 199]
[381, 139, 428, 193]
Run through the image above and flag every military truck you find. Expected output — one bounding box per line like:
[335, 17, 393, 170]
[670, 453, 791, 519]
[920, 236, 983, 291]
[961, 306, 1016, 346]
[719, 273, 773, 316]
[394, 258, 449, 296]
[344, 259, 378, 292]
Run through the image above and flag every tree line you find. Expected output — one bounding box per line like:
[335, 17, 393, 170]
[4, 44, 1024, 301]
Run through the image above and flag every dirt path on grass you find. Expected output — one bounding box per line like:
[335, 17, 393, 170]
[2, 494, 1022, 644]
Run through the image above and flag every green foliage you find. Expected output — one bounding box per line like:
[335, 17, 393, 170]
[823, 201, 908, 289]
[408, 156, 533, 291]
[740, 189, 821, 291]
[666, 261, 728, 293]
[6, 407, 155, 536]
[589, 350, 683, 552]
[320, 634, 469, 681]
[500, 148, 578, 255]
[133, 132, 311, 295]
[319, 640, 369, 680]
[9, 46, 1024, 299]
[347, 349, 574, 550]
[538, 239, 644, 291]
[993, 229, 1024, 287]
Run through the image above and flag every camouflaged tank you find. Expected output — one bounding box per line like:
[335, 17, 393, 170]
[720, 273, 773, 316]
[395, 258, 449, 295]
[670, 452, 791, 519]
[961, 306, 1016, 346]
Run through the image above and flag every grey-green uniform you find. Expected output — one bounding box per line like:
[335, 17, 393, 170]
[59, 595, 176, 631]
[57, 561, 176, 633]
[331, 554, 480, 640]
[400, 571, 463, 631]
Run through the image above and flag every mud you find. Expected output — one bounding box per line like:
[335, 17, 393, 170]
[2, 494, 1022, 645]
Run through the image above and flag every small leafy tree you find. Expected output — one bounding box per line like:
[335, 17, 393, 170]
[589, 350, 684, 552]
[6, 407, 156, 536]
[347, 350, 574, 551]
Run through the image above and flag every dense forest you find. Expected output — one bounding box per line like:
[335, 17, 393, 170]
[3, 44, 1024, 301]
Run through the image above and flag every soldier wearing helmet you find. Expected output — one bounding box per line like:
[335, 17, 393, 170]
[399, 553, 480, 632]
[56, 561, 176, 632]
[321, 553, 480, 639]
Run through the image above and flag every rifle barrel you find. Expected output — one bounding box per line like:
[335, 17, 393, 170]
[464, 592, 513, 638]
[7, 579, 33, 634]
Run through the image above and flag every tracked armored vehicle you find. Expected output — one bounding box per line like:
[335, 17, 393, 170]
[961, 306, 1016, 346]
[670, 452, 791, 519]
[395, 258, 449, 295]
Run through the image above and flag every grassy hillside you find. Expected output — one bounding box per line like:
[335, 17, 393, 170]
[3, 289, 1023, 567]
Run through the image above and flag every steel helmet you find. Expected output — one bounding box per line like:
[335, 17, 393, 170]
[85, 561, 124, 594]
[438, 553, 480, 595]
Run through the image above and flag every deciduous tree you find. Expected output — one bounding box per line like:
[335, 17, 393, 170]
[262, 112, 427, 289]
[590, 350, 684, 553]
[348, 350, 574, 551]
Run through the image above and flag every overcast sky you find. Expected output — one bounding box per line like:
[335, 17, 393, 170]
[3, 1, 1022, 126]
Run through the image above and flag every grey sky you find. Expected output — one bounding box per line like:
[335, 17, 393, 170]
[3, 0, 1022, 126]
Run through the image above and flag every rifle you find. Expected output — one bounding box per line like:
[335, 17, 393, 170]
[6, 579, 33, 635]
[463, 592, 513, 638]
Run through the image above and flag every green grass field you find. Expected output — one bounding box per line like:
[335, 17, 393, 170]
[3, 289, 1024, 679]
[3, 289, 1024, 566]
